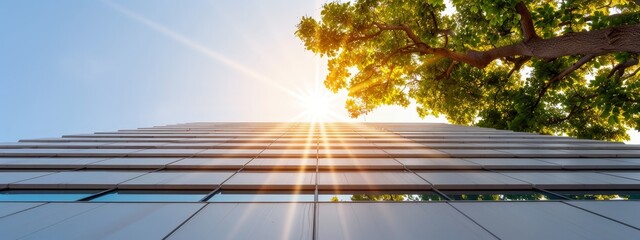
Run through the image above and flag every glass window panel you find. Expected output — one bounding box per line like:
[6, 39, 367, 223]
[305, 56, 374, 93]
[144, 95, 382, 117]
[0, 189, 101, 202]
[554, 190, 640, 201]
[318, 191, 444, 202]
[443, 190, 560, 201]
[208, 190, 314, 202]
[90, 190, 208, 202]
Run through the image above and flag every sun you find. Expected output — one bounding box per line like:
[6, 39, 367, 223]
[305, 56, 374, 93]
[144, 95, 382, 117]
[300, 91, 330, 122]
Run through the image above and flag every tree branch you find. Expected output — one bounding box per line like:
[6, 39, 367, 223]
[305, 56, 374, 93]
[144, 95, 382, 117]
[532, 54, 596, 111]
[374, 22, 428, 49]
[380, 44, 418, 65]
[551, 54, 597, 82]
[348, 29, 383, 43]
[516, 1, 539, 42]
[371, 19, 640, 69]
[507, 56, 531, 78]
[436, 61, 458, 80]
[607, 58, 639, 79]
[548, 104, 580, 125]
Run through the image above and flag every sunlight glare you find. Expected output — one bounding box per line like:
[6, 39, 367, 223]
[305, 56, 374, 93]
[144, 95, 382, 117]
[301, 91, 330, 122]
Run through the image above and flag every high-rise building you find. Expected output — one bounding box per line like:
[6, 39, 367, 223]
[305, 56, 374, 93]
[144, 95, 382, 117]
[1, 122, 640, 239]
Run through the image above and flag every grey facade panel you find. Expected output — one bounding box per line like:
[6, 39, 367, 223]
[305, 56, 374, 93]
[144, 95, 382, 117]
[119, 171, 234, 190]
[10, 171, 146, 189]
[416, 172, 531, 189]
[500, 172, 640, 189]
[0, 202, 44, 218]
[317, 203, 497, 240]
[566, 201, 640, 228]
[451, 202, 640, 239]
[0, 202, 202, 240]
[167, 203, 313, 240]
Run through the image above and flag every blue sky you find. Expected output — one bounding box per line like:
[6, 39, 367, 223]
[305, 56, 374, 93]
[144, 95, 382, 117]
[1, 1, 637, 143]
[0, 0, 442, 142]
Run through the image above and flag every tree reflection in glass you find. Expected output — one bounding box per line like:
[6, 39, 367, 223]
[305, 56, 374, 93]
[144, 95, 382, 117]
[321, 191, 444, 202]
[557, 191, 640, 201]
[443, 190, 561, 201]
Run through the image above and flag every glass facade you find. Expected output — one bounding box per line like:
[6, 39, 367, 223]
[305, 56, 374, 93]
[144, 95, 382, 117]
[0, 122, 640, 238]
[90, 190, 209, 202]
[0, 189, 100, 202]
[442, 190, 562, 201]
[208, 190, 315, 202]
[318, 191, 445, 202]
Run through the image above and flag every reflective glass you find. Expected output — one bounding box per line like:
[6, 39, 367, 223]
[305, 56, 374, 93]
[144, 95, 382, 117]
[208, 190, 314, 202]
[443, 190, 560, 201]
[555, 190, 640, 201]
[90, 190, 208, 202]
[0, 189, 101, 202]
[318, 191, 444, 202]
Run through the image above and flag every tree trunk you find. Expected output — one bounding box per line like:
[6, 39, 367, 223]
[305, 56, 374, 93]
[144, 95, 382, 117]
[456, 23, 640, 68]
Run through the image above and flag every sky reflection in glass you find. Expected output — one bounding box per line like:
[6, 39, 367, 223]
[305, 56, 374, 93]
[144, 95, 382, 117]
[91, 190, 208, 202]
[208, 190, 314, 202]
[0, 189, 100, 202]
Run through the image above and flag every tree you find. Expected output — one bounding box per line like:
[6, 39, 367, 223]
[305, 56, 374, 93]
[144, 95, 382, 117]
[296, 0, 640, 141]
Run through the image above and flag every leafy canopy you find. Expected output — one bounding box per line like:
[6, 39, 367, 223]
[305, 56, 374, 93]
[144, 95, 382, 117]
[296, 0, 640, 141]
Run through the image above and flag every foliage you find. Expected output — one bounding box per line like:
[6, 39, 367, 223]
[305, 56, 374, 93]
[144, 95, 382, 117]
[296, 0, 640, 141]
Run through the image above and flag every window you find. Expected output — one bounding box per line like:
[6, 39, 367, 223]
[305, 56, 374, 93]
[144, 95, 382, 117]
[208, 190, 314, 202]
[553, 190, 640, 201]
[318, 191, 445, 202]
[90, 190, 208, 202]
[442, 190, 561, 201]
[0, 189, 101, 202]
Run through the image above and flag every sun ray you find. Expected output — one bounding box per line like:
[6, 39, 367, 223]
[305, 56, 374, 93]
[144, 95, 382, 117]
[101, 0, 304, 101]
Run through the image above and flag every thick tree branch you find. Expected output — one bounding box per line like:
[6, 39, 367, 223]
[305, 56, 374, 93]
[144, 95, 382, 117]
[371, 16, 640, 69]
[607, 58, 639, 79]
[516, 1, 539, 41]
[551, 54, 597, 82]
[623, 67, 640, 80]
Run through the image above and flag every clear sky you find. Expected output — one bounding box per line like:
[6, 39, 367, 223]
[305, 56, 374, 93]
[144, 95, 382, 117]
[0, 1, 637, 143]
[0, 0, 446, 142]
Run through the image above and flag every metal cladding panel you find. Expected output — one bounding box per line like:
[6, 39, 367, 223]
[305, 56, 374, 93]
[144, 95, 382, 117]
[224, 172, 316, 190]
[567, 201, 640, 228]
[317, 158, 403, 170]
[0, 203, 202, 240]
[0, 172, 55, 187]
[86, 157, 183, 169]
[602, 172, 640, 181]
[396, 158, 482, 169]
[463, 158, 561, 169]
[0, 158, 107, 169]
[0, 202, 106, 239]
[416, 172, 531, 189]
[119, 171, 234, 190]
[535, 158, 640, 169]
[318, 172, 430, 190]
[317, 203, 497, 240]
[247, 158, 317, 169]
[500, 172, 640, 189]
[0, 202, 44, 218]
[451, 202, 640, 240]
[167, 203, 314, 240]
[10, 171, 146, 189]
[168, 157, 251, 169]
